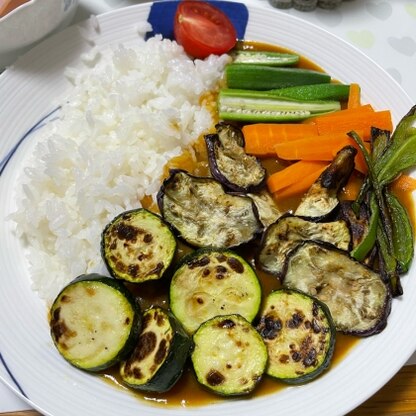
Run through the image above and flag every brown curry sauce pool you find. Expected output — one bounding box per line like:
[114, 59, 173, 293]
[96, 41, 413, 406]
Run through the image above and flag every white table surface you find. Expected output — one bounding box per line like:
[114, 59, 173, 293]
[1, 0, 416, 413]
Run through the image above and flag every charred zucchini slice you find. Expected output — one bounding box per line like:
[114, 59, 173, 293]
[120, 307, 192, 392]
[205, 123, 266, 192]
[49, 273, 141, 372]
[191, 314, 267, 396]
[101, 209, 176, 283]
[157, 170, 262, 248]
[256, 289, 335, 384]
[283, 241, 391, 336]
[295, 146, 356, 218]
[170, 248, 262, 334]
[257, 215, 351, 278]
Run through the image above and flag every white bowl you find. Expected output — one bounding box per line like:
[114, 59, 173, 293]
[0, 0, 79, 68]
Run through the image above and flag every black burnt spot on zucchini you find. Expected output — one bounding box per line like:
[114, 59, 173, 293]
[133, 332, 157, 362]
[115, 223, 139, 242]
[287, 311, 305, 329]
[206, 369, 225, 386]
[60, 295, 71, 303]
[155, 312, 164, 327]
[188, 256, 210, 269]
[143, 233, 153, 243]
[216, 265, 227, 279]
[132, 367, 144, 379]
[202, 268, 210, 277]
[216, 254, 227, 262]
[128, 264, 139, 278]
[279, 354, 290, 364]
[303, 348, 317, 368]
[155, 339, 168, 365]
[258, 315, 282, 340]
[227, 257, 244, 273]
[219, 318, 236, 329]
[312, 319, 322, 334]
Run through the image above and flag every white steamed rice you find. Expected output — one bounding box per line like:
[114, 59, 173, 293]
[12, 34, 230, 302]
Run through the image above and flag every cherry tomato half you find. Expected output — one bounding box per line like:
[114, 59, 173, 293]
[173, 1, 237, 59]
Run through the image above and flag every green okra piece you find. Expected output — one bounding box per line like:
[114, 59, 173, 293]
[225, 63, 331, 90]
[231, 50, 299, 66]
[268, 83, 350, 101]
[218, 88, 340, 123]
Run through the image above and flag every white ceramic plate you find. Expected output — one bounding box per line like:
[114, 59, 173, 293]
[0, 2, 414, 416]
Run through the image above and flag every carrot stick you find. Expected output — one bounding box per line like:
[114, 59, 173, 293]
[273, 131, 369, 174]
[267, 160, 328, 193]
[303, 104, 374, 124]
[273, 164, 329, 199]
[314, 109, 393, 140]
[243, 123, 318, 157]
[347, 83, 361, 109]
[341, 173, 363, 200]
[390, 174, 416, 193]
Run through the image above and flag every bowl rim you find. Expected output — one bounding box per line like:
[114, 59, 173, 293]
[0, 0, 36, 22]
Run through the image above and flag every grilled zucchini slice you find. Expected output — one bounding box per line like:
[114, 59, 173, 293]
[49, 273, 141, 372]
[283, 241, 391, 336]
[256, 289, 335, 384]
[170, 248, 262, 334]
[157, 169, 262, 248]
[257, 215, 351, 278]
[101, 208, 176, 283]
[191, 314, 267, 396]
[205, 123, 266, 192]
[120, 307, 192, 392]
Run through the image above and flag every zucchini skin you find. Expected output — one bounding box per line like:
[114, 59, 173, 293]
[120, 307, 192, 392]
[101, 208, 177, 283]
[256, 288, 336, 384]
[49, 273, 141, 372]
[191, 314, 267, 396]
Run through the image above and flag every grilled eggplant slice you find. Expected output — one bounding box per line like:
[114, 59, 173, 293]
[205, 123, 266, 192]
[336, 201, 370, 253]
[101, 209, 176, 283]
[170, 248, 262, 334]
[120, 307, 192, 392]
[157, 170, 262, 248]
[50, 273, 141, 372]
[248, 190, 282, 227]
[191, 314, 267, 396]
[257, 215, 351, 278]
[256, 289, 335, 384]
[283, 241, 391, 336]
[295, 146, 356, 218]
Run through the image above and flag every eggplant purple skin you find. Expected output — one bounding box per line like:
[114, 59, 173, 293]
[282, 240, 392, 337]
[204, 123, 266, 193]
[157, 169, 263, 248]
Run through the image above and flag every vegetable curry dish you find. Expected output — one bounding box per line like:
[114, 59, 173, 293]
[44, 1, 416, 408]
